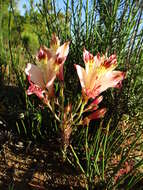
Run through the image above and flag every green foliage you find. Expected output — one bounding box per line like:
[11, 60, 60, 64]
[70, 118, 143, 189]
[0, 0, 143, 188]
[21, 31, 39, 53]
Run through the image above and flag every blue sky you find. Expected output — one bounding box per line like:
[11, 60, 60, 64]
[18, 0, 65, 15]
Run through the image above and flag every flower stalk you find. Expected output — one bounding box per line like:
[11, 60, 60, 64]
[25, 34, 125, 162]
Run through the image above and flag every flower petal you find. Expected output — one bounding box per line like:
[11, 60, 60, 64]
[83, 48, 94, 74]
[56, 41, 70, 62]
[46, 75, 56, 88]
[25, 63, 45, 89]
[103, 54, 117, 70]
[47, 83, 55, 97]
[94, 54, 102, 67]
[26, 75, 45, 99]
[74, 64, 86, 89]
[41, 59, 57, 89]
[89, 71, 125, 98]
[83, 48, 94, 64]
[37, 46, 53, 61]
[103, 71, 125, 89]
[77, 49, 126, 100]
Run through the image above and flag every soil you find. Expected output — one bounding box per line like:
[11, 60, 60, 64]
[0, 85, 86, 190]
[0, 129, 86, 190]
[0, 85, 143, 190]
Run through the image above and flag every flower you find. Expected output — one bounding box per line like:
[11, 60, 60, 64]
[25, 34, 70, 99]
[83, 108, 107, 125]
[25, 61, 56, 99]
[88, 108, 107, 120]
[75, 49, 125, 100]
[37, 33, 70, 81]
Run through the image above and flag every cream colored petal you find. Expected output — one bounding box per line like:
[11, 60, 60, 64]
[25, 63, 45, 89]
[88, 65, 108, 90]
[42, 59, 57, 86]
[105, 71, 125, 86]
[83, 48, 94, 74]
[83, 48, 93, 64]
[86, 70, 99, 90]
[46, 75, 56, 88]
[75, 64, 86, 89]
[92, 70, 125, 97]
[94, 55, 102, 67]
[56, 41, 70, 58]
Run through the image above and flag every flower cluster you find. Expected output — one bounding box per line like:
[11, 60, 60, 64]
[25, 34, 125, 123]
[25, 34, 126, 157]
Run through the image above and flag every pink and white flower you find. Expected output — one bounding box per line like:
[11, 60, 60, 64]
[37, 33, 70, 81]
[75, 49, 125, 100]
[25, 34, 70, 99]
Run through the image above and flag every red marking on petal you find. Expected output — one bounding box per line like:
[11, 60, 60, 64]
[27, 84, 44, 99]
[113, 71, 125, 80]
[122, 72, 126, 79]
[89, 85, 101, 98]
[37, 46, 52, 61]
[83, 49, 94, 63]
[27, 74, 31, 81]
[56, 56, 65, 65]
[97, 53, 100, 59]
[37, 47, 47, 60]
[103, 54, 117, 68]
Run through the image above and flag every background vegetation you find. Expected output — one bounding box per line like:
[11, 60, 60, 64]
[0, 0, 143, 189]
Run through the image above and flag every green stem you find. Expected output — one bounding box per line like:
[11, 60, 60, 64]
[85, 125, 89, 177]
[73, 97, 83, 117]
[73, 100, 87, 124]
[70, 145, 85, 174]
[47, 101, 61, 122]
[85, 0, 89, 40]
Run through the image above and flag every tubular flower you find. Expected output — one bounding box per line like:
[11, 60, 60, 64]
[25, 34, 70, 99]
[83, 108, 107, 125]
[75, 49, 125, 99]
[88, 108, 107, 120]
